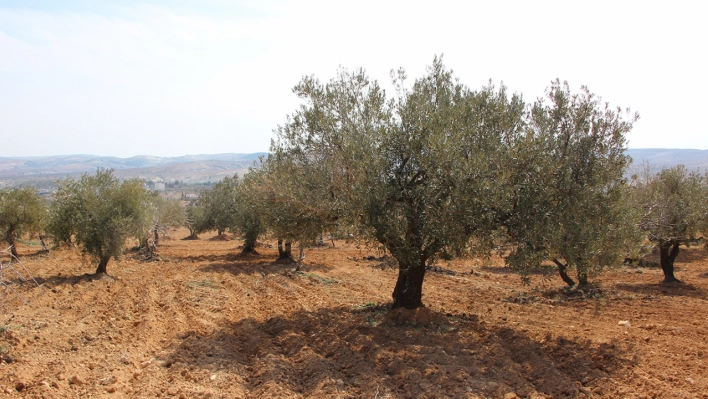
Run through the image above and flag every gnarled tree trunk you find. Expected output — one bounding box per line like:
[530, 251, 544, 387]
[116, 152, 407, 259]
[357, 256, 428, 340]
[96, 255, 110, 274]
[392, 256, 427, 309]
[6, 227, 19, 258]
[277, 239, 293, 261]
[242, 238, 258, 254]
[659, 241, 681, 283]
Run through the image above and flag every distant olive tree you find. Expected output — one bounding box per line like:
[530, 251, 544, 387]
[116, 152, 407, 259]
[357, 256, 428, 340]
[193, 174, 264, 253]
[233, 171, 264, 254]
[144, 194, 185, 252]
[49, 169, 149, 274]
[632, 165, 708, 283]
[46, 179, 81, 248]
[0, 187, 45, 258]
[504, 81, 641, 287]
[243, 151, 337, 261]
[195, 176, 240, 237]
[184, 204, 206, 239]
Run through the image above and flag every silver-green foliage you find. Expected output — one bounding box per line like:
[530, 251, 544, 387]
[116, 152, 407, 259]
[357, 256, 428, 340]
[48, 169, 149, 274]
[504, 81, 641, 286]
[0, 187, 45, 258]
[194, 175, 240, 236]
[192, 174, 263, 252]
[265, 58, 640, 305]
[270, 58, 528, 308]
[632, 165, 708, 282]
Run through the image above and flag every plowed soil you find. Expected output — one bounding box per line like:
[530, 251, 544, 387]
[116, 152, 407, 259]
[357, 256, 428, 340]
[2, 229, 707, 399]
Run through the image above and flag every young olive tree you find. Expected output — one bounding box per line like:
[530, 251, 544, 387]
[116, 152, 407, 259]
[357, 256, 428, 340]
[632, 165, 708, 282]
[272, 58, 525, 308]
[504, 81, 641, 287]
[49, 169, 149, 274]
[0, 187, 45, 258]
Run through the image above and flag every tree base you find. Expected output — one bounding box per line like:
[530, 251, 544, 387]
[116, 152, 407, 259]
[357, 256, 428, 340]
[275, 256, 295, 265]
[384, 307, 447, 326]
[661, 277, 683, 284]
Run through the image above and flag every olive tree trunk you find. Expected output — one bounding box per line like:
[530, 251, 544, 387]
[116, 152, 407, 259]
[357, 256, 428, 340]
[6, 227, 19, 258]
[96, 255, 110, 274]
[277, 239, 293, 261]
[659, 241, 681, 283]
[392, 257, 427, 309]
[553, 258, 576, 287]
[241, 238, 258, 254]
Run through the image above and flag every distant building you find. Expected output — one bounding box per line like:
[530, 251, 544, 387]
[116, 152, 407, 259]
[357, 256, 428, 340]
[153, 182, 165, 191]
[185, 193, 199, 200]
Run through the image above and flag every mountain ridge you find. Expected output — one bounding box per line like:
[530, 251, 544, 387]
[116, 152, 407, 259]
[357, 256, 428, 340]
[1, 149, 706, 189]
[0, 153, 268, 188]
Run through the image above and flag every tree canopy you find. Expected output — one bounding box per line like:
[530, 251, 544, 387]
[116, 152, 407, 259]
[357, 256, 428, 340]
[632, 165, 708, 282]
[265, 57, 640, 308]
[504, 81, 641, 287]
[194, 176, 240, 237]
[48, 169, 149, 274]
[0, 187, 45, 258]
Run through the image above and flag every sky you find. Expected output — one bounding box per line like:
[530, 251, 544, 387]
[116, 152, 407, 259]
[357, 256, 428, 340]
[1, 0, 706, 158]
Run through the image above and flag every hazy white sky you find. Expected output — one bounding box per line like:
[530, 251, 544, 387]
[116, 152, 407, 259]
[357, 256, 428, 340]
[1, 0, 706, 157]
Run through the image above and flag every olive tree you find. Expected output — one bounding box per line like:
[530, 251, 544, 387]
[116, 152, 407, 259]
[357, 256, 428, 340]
[139, 194, 186, 255]
[0, 187, 45, 258]
[232, 171, 264, 254]
[243, 151, 338, 261]
[193, 174, 264, 253]
[184, 204, 206, 239]
[632, 165, 708, 282]
[504, 81, 641, 287]
[272, 58, 525, 308]
[195, 176, 240, 237]
[49, 169, 149, 274]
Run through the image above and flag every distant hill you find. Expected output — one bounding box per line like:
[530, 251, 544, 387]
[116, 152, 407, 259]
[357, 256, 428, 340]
[0, 153, 267, 189]
[626, 149, 708, 175]
[1, 149, 706, 190]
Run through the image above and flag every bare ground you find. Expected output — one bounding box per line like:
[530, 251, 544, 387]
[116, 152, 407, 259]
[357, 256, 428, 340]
[1, 229, 707, 399]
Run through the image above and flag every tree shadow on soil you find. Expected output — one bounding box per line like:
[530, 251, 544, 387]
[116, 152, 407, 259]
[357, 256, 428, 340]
[675, 248, 708, 263]
[614, 282, 707, 300]
[199, 255, 332, 277]
[161, 307, 631, 398]
[33, 272, 114, 288]
[171, 253, 245, 264]
[479, 265, 553, 276]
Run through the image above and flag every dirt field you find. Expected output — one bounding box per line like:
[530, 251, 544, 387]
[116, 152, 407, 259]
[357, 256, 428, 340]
[2, 228, 707, 399]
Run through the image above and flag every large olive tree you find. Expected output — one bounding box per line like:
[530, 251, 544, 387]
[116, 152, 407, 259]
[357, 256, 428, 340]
[272, 58, 525, 308]
[49, 169, 149, 274]
[0, 187, 45, 258]
[633, 165, 708, 282]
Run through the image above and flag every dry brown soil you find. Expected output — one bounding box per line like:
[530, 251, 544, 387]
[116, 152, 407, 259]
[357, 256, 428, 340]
[2, 229, 708, 399]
